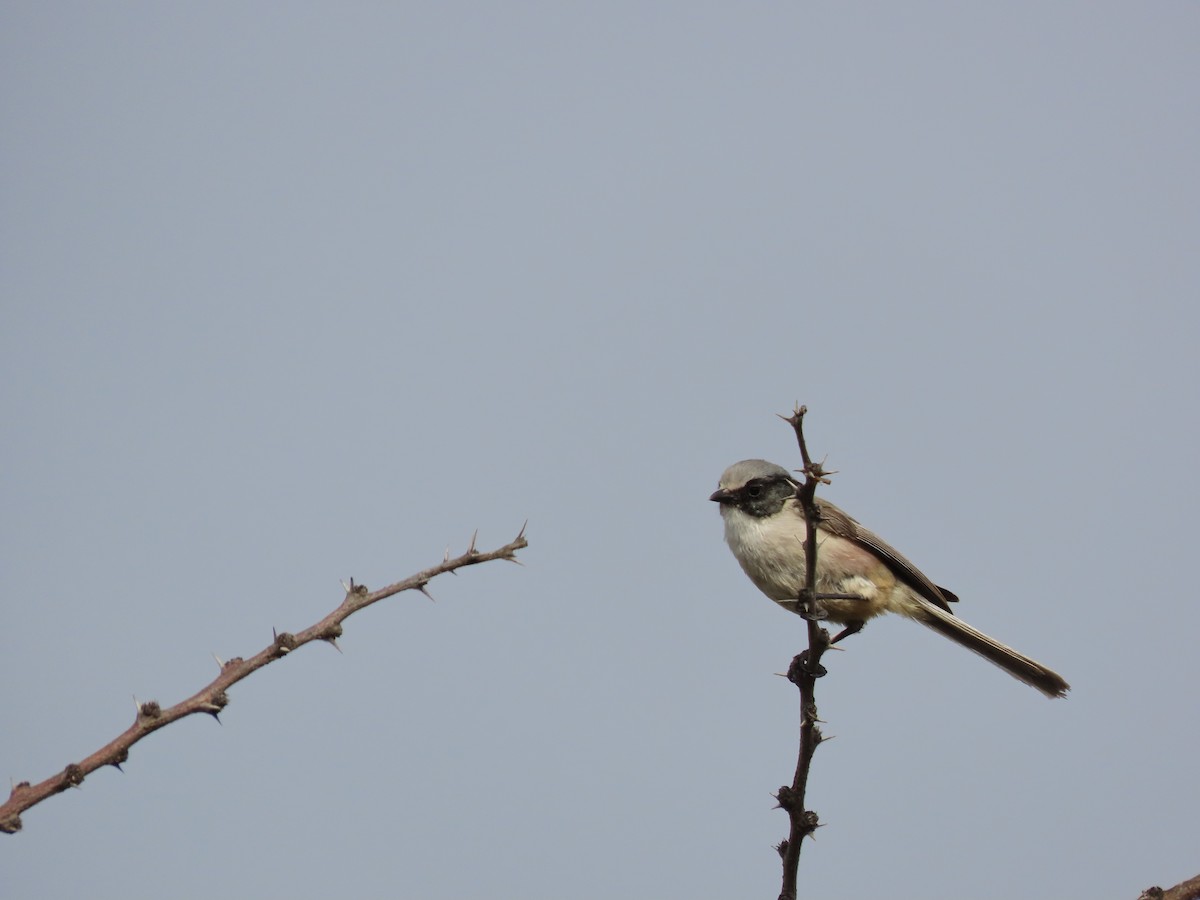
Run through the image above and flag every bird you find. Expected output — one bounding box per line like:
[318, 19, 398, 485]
[710, 459, 1069, 698]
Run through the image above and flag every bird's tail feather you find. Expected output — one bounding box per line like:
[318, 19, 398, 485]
[914, 601, 1070, 699]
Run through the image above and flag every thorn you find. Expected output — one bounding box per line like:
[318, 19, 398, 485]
[468, 529, 478, 553]
[202, 696, 226, 721]
[320, 623, 344, 651]
[212, 653, 224, 669]
[205, 690, 230, 720]
[443, 547, 451, 563]
[517, 520, 528, 540]
[418, 583, 435, 602]
[273, 631, 297, 655]
[340, 579, 351, 593]
[504, 555, 525, 566]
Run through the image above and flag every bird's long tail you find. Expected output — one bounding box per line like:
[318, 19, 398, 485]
[914, 601, 1070, 698]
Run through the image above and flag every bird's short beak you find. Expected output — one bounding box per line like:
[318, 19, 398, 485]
[709, 488, 733, 503]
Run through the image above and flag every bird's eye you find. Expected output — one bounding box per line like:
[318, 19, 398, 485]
[746, 483, 763, 498]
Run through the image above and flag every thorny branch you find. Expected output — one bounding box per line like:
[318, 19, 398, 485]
[774, 405, 837, 900]
[0, 527, 528, 835]
[1139, 873, 1200, 900]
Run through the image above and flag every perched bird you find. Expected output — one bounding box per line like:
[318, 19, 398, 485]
[710, 459, 1069, 698]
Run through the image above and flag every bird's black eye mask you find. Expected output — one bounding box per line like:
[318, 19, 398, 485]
[737, 475, 798, 516]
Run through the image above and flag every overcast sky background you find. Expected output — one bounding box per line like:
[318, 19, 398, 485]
[3, 4, 1198, 898]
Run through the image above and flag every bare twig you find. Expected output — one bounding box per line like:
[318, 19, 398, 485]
[0, 526, 529, 834]
[774, 405, 834, 900]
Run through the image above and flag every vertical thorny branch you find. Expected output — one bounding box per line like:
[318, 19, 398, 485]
[774, 406, 835, 900]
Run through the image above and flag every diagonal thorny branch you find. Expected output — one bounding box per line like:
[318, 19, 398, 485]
[1, 526, 528, 834]
[774, 406, 837, 900]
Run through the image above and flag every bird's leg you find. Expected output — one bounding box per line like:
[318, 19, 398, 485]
[829, 621, 864, 645]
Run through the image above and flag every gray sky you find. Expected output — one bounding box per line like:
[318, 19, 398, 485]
[3, 4, 1197, 898]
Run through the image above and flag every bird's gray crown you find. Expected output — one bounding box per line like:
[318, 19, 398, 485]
[717, 459, 792, 490]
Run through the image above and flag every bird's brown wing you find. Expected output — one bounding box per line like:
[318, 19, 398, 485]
[814, 498, 957, 614]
